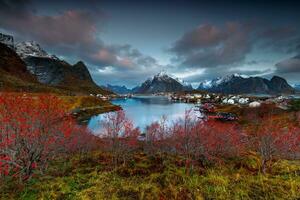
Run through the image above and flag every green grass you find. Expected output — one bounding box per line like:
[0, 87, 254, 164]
[1, 152, 300, 200]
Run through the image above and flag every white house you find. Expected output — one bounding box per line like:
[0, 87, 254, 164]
[249, 101, 261, 108]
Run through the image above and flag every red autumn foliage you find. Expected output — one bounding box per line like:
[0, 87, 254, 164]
[2, 91, 297, 179]
[99, 110, 140, 166]
[246, 116, 300, 173]
[0, 93, 91, 180]
[171, 110, 244, 167]
[144, 115, 171, 154]
[142, 110, 245, 169]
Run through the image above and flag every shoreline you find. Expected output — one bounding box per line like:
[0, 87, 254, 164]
[71, 104, 122, 124]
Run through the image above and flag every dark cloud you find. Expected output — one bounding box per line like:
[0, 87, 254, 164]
[170, 22, 255, 68]
[170, 22, 300, 69]
[168, 21, 300, 85]
[89, 44, 159, 69]
[0, 0, 162, 86]
[1, 0, 300, 86]
[170, 24, 226, 55]
[0, 0, 104, 47]
[258, 26, 300, 53]
[275, 55, 300, 73]
[260, 26, 297, 41]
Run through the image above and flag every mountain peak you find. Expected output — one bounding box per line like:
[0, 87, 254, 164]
[156, 70, 168, 77]
[134, 72, 192, 94]
[153, 71, 170, 81]
[15, 41, 58, 60]
[271, 75, 286, 81]
[75, 61, 85, 66]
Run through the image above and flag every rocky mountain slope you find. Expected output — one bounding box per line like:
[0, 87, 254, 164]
[16, 41, 58, 60]
[0, 43, 61, 92]
[198, 74, 295, 94]
[15, 41, 111, 95]
[134, 72, 193, 94]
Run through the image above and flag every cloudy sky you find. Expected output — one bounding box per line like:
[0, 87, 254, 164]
[1, 0, 300, 88]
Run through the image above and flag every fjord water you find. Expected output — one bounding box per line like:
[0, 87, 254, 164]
[88, 96, 195, 133]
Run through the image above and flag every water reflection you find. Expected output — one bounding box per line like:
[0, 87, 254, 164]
[88, 96, 196, 133]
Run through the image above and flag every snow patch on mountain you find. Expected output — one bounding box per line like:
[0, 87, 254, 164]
[198, 73, 249, 89]
[134, 72, 193, 93]
[154, 71, 193, 88]
[15, 41, 58, 60]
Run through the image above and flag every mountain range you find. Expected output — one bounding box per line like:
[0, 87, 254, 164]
[104, 72, 296, 95]
[0, 35, 296, 95]
[198, 73, 295, 94]
[0, 40, 111, 95]
[102, 84, 133, 94]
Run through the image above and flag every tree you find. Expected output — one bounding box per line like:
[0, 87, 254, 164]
[172, 109, 198, 171]
[99, 110, 140, 166]
[144, 122, 160, 155]
[246, 116, 300, 173]
[144, 115, 170, 155]
[195, 120, 244, 163]
[0, 93, 84, 180]
[170, 110, 243, 170]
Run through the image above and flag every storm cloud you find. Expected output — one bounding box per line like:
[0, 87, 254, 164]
[1, 0, 300, 86]
[275, 55, 300, 73]
[169, 23, 255, 68]
[168, 21, 300, 85]
[0, 0, 161, 86]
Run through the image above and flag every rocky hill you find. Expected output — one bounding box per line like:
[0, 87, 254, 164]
[198, 74, 295, 94]
[0, 43, 61, 92]
[15, 41, 111, 95]
[134, 72, 193, 94]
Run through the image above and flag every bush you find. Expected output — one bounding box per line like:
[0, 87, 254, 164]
[0, 93, 93, 181]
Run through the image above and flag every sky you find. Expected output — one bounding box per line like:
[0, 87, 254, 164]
[1, 0, 300, 88]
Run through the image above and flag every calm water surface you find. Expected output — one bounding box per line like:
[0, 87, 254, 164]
[88, 96, 196, 132]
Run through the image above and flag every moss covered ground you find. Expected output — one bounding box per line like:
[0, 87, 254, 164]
[1, 152, 300, 200]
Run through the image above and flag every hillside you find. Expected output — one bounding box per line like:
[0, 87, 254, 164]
[15, 41, 111, 95]
[0, 43, 64, 93]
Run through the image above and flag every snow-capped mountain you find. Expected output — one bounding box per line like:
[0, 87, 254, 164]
[15, 41, 58, 59]
[198, 74, 248, 89]
[198, 74, 295, 94]
[134, 72, 193, 94]
[12, 40, 110, 94]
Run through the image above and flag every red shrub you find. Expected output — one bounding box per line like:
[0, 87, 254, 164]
[144, 116, 171, 154]
[0, 93, 89, 180]
[172, 114, 244, 166]
[246, 117, 300, 173]
[99, 110, 140, 166]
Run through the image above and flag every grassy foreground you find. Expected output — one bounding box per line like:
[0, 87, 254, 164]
[1, 152, 300, 200]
